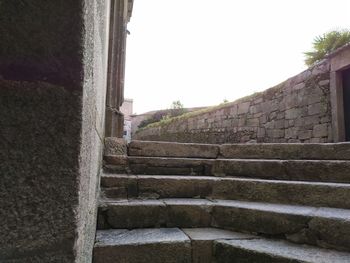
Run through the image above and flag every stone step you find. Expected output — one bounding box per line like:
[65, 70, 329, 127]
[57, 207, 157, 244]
[93, 228, 191, 263]
[128, 140, 350, 160]
[182, 228, 257, 263]
[219, 142, 350, 160]
[104, 156, 350, 183]
[128, 140, 219, 159]
[97, 198, 350, 252]
[93, 227, 350, 263]
[215, 238, 350, 263]
[100, 174, 350, 209]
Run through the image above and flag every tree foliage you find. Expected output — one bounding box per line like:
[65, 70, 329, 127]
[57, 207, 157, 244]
[170, 100, 185, 117]
[304, 29, 350, 66]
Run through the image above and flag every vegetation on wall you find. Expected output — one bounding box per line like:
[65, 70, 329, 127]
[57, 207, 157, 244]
[304, 29, 350, 66]
[138, 100, 187, 129]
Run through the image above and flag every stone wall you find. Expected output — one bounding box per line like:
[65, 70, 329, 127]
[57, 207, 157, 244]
[0, 1, 111, 262]
[135, 60, 332, 143]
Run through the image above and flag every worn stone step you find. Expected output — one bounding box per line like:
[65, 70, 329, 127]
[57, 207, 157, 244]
[93, 227, 350, 263]
[104, 156, 350, 183]
[100, 174, 350, 209]
[128, 140, 350, 160]
[212, 159, 350, 183]
[97, 199, 213, 230]
[220, 142, 350, 160]
[128, 140, 220, 159]
[98, 198, 350, 251]
[215, 238, 350, 263]
[93, 228, 191, 263]
[183, 228, 257, 263]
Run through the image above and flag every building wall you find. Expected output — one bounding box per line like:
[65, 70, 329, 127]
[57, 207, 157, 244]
[0, 1, 114, 262]
[135, 60, 332, 144]
[121, 98, 133, 141]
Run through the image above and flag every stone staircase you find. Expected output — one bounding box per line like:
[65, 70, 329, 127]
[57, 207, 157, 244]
[93, 140, 350, 263]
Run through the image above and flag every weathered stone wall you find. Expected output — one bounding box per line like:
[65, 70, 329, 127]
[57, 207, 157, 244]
[0, 1, 111, 262]
[135, 61, 332, 143]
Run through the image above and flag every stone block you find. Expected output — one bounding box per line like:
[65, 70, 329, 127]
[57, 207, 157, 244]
[313, 123, 328, 138]
[303, 116, 320, 126]
[104, 137, 127, 156]
[319, 79, 330, 86]
[237, 102, 250, 114]
[246, 118, 260, 127]
[212, 200, 313, 235]
[102, 200, 167, 229]
[164, 199, 213, 228]
[267, 129, 284, 138]
[214, 238, 350, 263]
[307, 93, 322, 105]
[285, 127, 298, 139]
[94, 229, 191, 263]
[183, 228, 255, 263]
[285, 108, 301, 120]
[293, 82, 306, 91]
[249, 104, 261, 114]
[308, 103, 322, 116]
[137, 175, 213, 199]
[274, 120, 285, 129]
[298, 130, 312, 140]
[128, 140, 219, 159]
[257, 128, 266, 138]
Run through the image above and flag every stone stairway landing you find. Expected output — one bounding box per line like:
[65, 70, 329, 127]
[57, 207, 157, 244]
[93, 140, 350, 262]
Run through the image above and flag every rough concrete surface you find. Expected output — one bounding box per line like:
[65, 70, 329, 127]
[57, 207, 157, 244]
[0, 81, 82, 261]
[1, 0, 110, 262]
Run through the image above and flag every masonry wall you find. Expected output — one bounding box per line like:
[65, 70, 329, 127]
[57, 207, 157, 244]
[135, 60, 332, 143]
[0, 1, 111, 262]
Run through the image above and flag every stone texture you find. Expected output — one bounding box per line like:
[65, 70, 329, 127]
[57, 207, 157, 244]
[212, 200, 315, 236]
[211, 159, 287, 179]
[0, 0, 113, 261]
[94, 228, 191, 263]
[134, 60, 332, 144]
[211, 177, 350, 209]
[127, 156, 214, 176]
[128, 140, 219, 158]
[0, 1, 84, 87]
[104, 137, 128, 156]
[0, 81, 81, 262]
[212, 159, 350, 183]
[164, 199, 213, 228]
[219, 142, 350, 160]
[137, 175, 214, 199]
[100, 174, 350, 209]
[183, 228, 257, 263]
[285, 160, 350, 183]
[212, 200, 350, 251]
[98, 197, 350, 251]
[215, 238, 350, 263]
[99, 200, 167, 229]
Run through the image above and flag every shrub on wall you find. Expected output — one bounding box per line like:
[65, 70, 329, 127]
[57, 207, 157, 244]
[138, 101, 188, 129]
[304, 29, 350, 66]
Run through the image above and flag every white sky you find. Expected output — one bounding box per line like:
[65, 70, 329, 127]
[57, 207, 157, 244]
[124, 0, 350, 114]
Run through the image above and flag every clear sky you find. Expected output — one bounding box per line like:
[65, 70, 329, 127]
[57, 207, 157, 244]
[124, 0, 350, 114]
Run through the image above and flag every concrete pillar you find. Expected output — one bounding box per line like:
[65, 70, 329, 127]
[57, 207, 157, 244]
[0, 0, 132, 262]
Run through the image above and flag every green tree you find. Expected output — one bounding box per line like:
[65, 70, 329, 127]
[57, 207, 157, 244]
[304, 29, 350, 66]
[170, 100, 186, 117]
